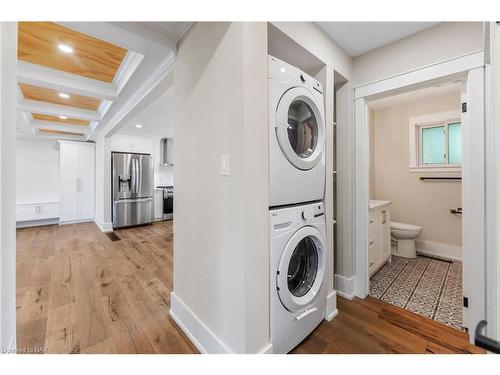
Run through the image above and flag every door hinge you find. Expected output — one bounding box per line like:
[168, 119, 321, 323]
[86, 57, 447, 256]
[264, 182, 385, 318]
[462, 102, 467, 113]
[463, 296, 469, 308]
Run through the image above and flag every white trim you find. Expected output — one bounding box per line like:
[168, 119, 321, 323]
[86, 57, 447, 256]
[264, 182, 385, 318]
[17, 61, 117, 101]
[258, 343, 274, 354]
[91, 52, 175, 140]
[59, 218, 94, 225]
[169, 292, 233, 354]
[409, 167, 462, 173]
[461, 67, 486, 335]
[486, 21, 500, 342]
[16, 218, 59, 229]
[112, 50, 145, 95]
[415, 240, 462, 261]
[0, 21, 18, 354]
[408, 110, 462, 170]
[18, 99, 101, 122]
[354, 50, 483, 99]
[31, 120, 91, 135]
[354, 98, 369, 298]
[334, 274, 355, 300]
[94, 218, 113, 233]
[325, 290, 338, 321]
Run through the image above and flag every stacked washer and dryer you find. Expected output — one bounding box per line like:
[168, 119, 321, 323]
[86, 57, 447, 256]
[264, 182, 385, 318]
[268, 55, 327, 354]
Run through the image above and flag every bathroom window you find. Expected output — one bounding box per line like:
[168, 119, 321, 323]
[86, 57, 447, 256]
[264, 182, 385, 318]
[420, 122, 461, 166]
[409, 111, 462, 172]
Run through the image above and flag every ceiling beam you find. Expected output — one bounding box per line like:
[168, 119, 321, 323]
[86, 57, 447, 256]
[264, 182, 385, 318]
[90, 51, 175, 140]
[34, 130, 86, 141]
[18, 98, 101, 121]
[30, 120, 91, 135]
[59, 22, 175, 56]
[17, 61, 117, 101]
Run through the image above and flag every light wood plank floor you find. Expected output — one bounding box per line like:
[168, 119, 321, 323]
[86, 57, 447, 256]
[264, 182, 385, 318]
[16, 221, 484, 354]
[16, 221, 197, 354]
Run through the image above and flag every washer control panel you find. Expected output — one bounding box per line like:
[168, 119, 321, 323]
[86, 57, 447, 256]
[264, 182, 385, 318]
[270, 202, 325, 232]
[296, 203, 325, 224]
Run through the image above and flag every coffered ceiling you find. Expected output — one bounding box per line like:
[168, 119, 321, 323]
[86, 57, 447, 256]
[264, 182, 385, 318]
[18, 22, 128, 83]
[16, 22, 189, 141]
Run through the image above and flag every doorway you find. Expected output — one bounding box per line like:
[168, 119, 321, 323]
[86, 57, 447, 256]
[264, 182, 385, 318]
[366, 81, 464, 330]
[353, 51, 486, 340]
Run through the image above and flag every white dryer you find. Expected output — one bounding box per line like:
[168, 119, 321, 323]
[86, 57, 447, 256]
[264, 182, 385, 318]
[270, 202, 327, 354]
[268, 55, 326, 207]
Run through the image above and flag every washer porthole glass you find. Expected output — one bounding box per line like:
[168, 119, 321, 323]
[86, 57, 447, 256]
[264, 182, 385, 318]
[287, 100, 318, 159]
[287, 236, 319, 297]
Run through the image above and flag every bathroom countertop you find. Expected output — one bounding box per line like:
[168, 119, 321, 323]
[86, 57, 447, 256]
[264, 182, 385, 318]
[369, 200, 392, 211]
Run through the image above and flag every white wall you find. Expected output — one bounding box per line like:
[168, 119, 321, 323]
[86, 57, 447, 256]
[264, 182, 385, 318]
[370, 90, 462, 258]
[16, 139, 60, 204]
[353, 22, 484, 87]
[0, 22, 17, 352]
[171, 22, 269, 354]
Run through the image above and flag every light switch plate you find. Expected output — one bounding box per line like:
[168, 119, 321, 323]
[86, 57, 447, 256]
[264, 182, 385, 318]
[221, 154, 230, 176]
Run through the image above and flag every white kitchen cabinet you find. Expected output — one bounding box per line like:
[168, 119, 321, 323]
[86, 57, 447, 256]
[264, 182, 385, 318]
[154, 189, 164, 220]
[368, 201, 392, 276]
[59, 141, 95, 223]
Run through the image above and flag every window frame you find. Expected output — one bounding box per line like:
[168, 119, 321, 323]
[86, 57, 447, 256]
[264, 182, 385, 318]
[408, 110, 462, 173]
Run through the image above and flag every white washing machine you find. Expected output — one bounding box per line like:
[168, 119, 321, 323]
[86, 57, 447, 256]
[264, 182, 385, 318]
[270, 202, 327, 354]
[268, 55, 326, 207]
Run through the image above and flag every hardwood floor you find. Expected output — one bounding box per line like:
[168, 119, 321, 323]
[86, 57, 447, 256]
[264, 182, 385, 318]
[16, 221, 197, 354]
[16, 221, 484, 354]
[293, 296, 484, 354]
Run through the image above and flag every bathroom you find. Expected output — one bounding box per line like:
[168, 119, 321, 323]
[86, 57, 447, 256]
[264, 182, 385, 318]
[367, 81, 464, 331]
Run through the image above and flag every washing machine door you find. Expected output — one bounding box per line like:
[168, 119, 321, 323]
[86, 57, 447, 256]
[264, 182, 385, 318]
[275, 87, 325, 171]
[277, 226, 325, 313]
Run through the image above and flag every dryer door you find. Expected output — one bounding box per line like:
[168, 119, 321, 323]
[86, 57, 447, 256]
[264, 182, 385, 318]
[275, 87, 325, 171]
[277, 226, 325, 313]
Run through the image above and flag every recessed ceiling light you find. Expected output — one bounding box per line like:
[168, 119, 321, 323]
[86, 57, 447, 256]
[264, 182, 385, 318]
[59, 115, 68, 120]
[135, 124, 143, 129]
[58, 93, 70, 99]
[57, 44, 74, 54]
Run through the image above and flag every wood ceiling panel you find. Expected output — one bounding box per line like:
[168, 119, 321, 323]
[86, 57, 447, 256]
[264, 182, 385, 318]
[20, 83, 101, 110]
[39, 128, 84, 136]
[32, 113, 90, 126]
[18, 22, 128, 83]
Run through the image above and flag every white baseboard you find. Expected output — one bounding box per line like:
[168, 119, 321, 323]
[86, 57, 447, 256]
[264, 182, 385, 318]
[94, 218, 113, 232]
[325, 290, 338, 321]
[258, 343, 274, 354]
[334, 274, 355, 300]
[16, 218, 59, 228]
[415, 239, 462, 261]
[169, 292, 233, 354]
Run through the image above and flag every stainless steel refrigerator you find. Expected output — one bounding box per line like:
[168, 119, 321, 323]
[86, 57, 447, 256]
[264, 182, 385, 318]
[112, 152, 154, 228]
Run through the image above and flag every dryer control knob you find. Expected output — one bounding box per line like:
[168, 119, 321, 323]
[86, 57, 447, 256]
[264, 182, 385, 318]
[301, 210, 313, 221]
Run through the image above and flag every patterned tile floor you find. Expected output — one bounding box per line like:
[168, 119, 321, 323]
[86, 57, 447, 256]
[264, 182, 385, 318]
[370, 255, 463, 331]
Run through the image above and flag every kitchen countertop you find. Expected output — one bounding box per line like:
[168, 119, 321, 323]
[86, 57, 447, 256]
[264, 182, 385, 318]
[369, 200, 392, 211]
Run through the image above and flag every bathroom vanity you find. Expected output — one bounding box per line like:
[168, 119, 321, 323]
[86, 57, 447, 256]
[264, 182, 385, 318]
[369, 200, 392, 276]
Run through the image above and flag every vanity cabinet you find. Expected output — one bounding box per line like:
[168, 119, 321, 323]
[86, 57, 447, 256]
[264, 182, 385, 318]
[368, 201, 392, 276]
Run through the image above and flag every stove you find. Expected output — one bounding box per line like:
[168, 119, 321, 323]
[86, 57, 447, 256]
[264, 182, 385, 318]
[156, 186, 173, 220]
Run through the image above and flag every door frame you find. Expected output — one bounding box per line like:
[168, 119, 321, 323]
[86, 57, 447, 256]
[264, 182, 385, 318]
[352, 50, 486, 337]
[0, 22, 18, 352]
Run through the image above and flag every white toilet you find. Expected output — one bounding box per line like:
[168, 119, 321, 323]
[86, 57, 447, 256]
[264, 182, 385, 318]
[390, 221, 423, 258]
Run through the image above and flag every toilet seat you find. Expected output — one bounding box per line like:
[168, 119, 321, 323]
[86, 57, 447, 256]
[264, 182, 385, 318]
[391, 221, 422, 231]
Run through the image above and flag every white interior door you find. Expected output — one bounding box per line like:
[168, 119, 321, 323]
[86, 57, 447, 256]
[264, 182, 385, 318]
[59, 143, 78, 222]
[77, 144, 95, 221]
